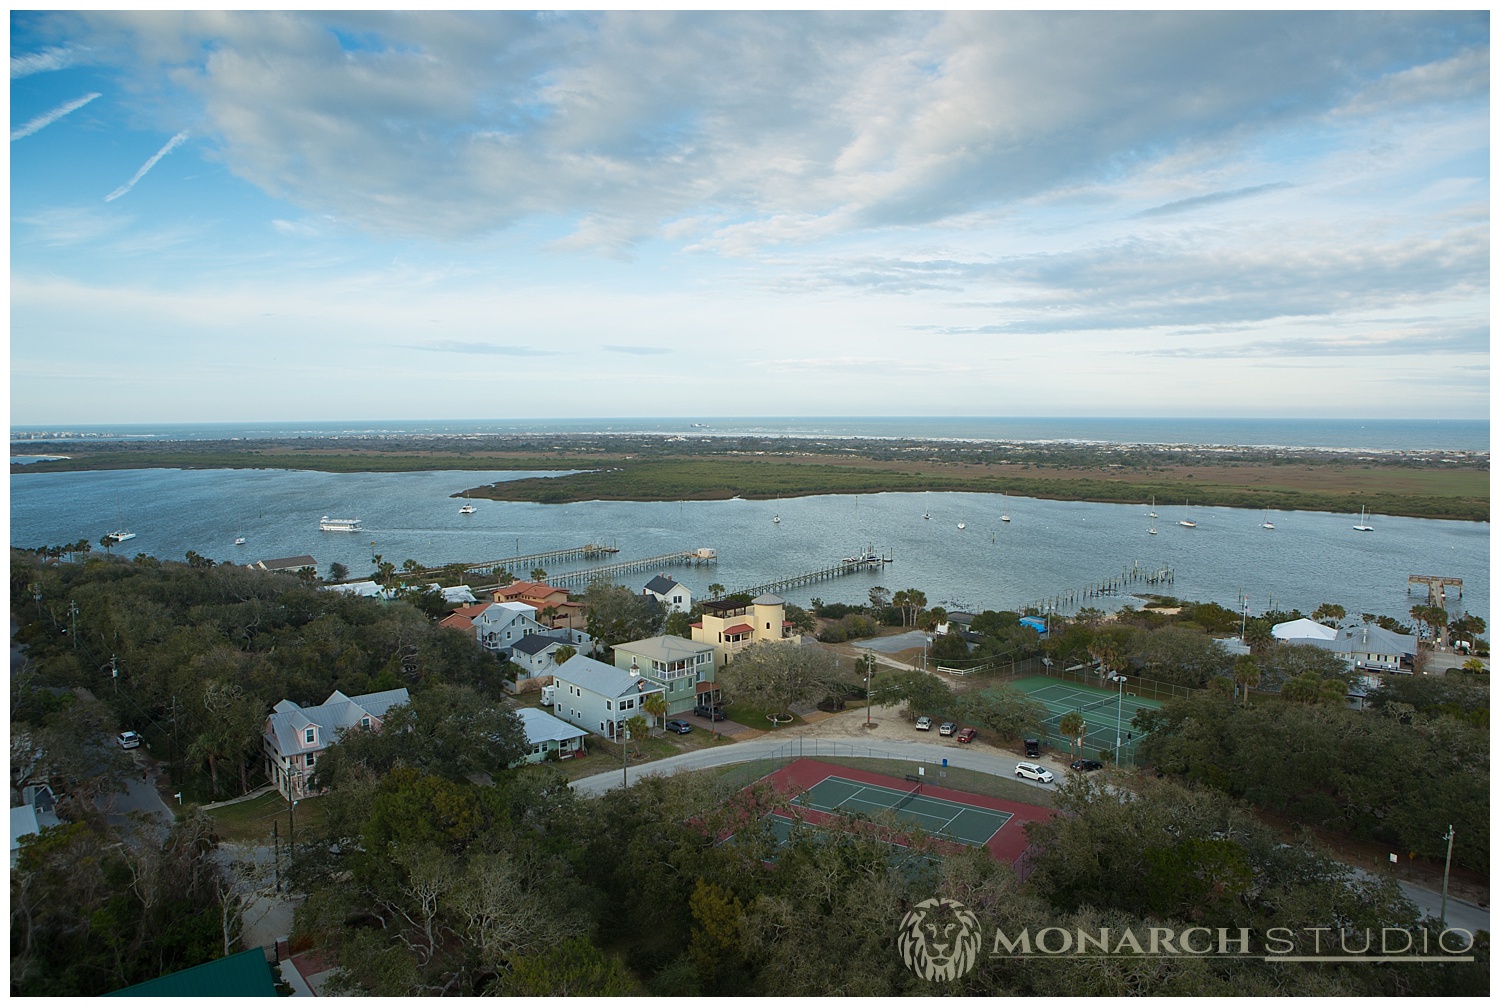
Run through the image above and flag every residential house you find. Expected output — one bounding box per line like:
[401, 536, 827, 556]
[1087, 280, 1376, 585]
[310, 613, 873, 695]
[10, 783, 60, 867]
[262, 688, 409, 799]
[493, 580, 586, 630]
[691, 593, 800, 670]
[551, 653, 667, 740]
[612, 635, 719, 715]
[508, 631, 590, 684]
[642, 575, 693, 615]
[440, 601, 548, 656]
[511, 707, 588, 765]
[247, 555, 318, 575]
[328, 581, 477, 605]
[1304, 623, 1418, 676]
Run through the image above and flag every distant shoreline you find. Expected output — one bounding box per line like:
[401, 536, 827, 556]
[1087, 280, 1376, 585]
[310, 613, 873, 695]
[10, 433, 1489, 522]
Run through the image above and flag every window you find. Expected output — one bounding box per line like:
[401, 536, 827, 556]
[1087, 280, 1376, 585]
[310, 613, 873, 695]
[304, 727, 315, 744]
[360, 716, 371, 729]
[606, 700, 613, 711]
[305, 752, 316, 768]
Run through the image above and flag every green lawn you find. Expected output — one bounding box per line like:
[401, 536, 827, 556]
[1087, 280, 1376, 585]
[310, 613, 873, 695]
[203, 790, 326, 845]
[722, 700, 801, 730]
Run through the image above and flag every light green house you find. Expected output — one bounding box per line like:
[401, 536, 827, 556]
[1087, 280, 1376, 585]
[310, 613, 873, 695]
[612, 635, 719, 716]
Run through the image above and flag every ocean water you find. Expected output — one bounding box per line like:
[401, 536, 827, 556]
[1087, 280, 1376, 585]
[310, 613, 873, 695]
[10, 416, 1490, 453]
[10, 466, 1489, 631]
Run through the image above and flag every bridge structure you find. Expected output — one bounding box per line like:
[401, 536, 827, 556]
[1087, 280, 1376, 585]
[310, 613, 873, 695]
[462, 544, 619, 577]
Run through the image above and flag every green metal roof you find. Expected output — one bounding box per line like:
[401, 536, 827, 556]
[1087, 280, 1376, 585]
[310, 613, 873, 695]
[104, 947, 278, 997]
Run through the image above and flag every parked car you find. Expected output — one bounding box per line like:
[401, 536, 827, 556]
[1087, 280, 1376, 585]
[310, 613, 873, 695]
[938, 721, 957, 736]
[117, 731, 141, 750]
[694, 705, 726, 721]
[1015, 761, 1053, 783]
[956, 727, 978, 743]
[915, 715, 933, 731]
[1024, 738, 1041, 757]
[1070, 759, 1105, 773]
[665, 720, 692, 735]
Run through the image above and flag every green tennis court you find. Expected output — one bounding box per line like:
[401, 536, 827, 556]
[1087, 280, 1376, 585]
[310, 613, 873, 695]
[789, 774, 1013, 847]
[1010, 675, 1162, 764]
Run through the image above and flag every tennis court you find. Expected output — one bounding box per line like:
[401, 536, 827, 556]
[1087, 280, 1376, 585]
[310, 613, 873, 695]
[1010, 674, 1162, 764]
[756, 759, 1053, 865]
[790, 774, 1013, 848]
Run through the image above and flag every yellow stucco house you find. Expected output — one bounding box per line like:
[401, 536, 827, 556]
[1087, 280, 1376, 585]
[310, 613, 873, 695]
[691, 593, 801, 669]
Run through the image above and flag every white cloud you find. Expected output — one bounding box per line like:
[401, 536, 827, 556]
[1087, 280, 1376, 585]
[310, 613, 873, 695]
[11, 91, 101, 140]
[11, 46, 77, 78]
[104, 130, 190, 201]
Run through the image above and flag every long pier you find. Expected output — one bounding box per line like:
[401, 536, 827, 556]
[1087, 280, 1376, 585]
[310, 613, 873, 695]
[464, 544, 619, 577]
[1030, 561, 1175, 616]
[736, 550, 891, 597]
[542, 549, 719, 590]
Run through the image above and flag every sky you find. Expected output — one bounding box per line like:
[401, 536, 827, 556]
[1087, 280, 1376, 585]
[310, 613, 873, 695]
[8, 11, 1491, 424]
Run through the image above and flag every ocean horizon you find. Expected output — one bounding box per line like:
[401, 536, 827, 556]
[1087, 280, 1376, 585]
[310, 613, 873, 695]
[9, 416, 1490, 454]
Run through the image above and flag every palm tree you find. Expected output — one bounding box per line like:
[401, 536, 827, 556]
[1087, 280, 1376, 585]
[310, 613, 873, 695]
[642, 693, 668, 734]
[531, 568, 548, 583]
[553, 645, 576, 665]
[1057, 711, 1086, 758]
[1232, 655, 1261, 707]
[708, 583, 725, 600]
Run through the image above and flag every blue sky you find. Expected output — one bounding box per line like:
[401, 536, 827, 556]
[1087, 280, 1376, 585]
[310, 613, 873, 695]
[9, 11, 1490, 423]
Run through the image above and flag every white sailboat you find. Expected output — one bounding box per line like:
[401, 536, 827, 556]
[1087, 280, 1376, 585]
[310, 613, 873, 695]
[957, 521, 966, 530]
[1178, 500, 1196, 529]
[1352, 506, 1373, 532]
[1000, 491, 1010, 522]
[459, 490, 476, 515]
[1148, 520, 1157, 536]
[923, 511, 930, 520]
[1261, 511, 1275, 530]
[1148, 496, 1158, 519]
[772, 513, 780, 524]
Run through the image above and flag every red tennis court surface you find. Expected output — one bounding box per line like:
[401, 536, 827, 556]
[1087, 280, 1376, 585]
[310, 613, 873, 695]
[759, 758, 1054, 865]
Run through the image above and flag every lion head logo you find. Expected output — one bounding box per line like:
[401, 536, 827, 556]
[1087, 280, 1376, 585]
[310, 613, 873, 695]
[897, 896, 982, 981]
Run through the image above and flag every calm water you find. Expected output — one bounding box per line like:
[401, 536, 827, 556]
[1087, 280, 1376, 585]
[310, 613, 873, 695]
[11, 416, 1490, 452]
[10, 467, 1489, 629]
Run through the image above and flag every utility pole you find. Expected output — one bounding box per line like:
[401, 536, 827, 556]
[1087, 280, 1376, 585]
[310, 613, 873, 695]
[67, 600, 78, 649]
[621, 726, 630, 788]
[273, 819, 280, 893]
[109, 655, 118, 692]
[1440, 825, 1455, 927]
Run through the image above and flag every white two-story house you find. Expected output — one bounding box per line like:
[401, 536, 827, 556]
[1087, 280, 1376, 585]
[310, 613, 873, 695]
[551, 653, 667, 741]
[642, 575, 693, 615]
[263, 688, 409, 799]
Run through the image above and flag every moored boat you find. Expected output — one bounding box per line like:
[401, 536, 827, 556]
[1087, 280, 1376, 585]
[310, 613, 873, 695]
[320, 516, 363, 532]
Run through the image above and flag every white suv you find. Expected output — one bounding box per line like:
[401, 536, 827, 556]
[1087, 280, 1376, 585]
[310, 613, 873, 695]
[914, 716, 933, 731]
[118, 731, 141, 750]
[1014, 761, 1053, 784]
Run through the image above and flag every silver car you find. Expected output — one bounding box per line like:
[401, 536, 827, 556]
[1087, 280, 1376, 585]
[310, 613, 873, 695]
[915, 715, 933, 731]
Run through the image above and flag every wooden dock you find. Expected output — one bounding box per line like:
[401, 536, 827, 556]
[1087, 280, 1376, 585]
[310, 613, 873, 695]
[463, 543, 619, 577]
[1030, 562, 1175, 616]
[541, 549, 719, 590]
[735, 550, 891, 597]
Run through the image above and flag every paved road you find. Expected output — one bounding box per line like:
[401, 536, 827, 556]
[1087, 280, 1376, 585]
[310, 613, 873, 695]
[568, 735, 1054, 797]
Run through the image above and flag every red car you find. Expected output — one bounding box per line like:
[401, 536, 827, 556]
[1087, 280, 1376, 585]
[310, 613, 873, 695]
[956, 728, 978, 743]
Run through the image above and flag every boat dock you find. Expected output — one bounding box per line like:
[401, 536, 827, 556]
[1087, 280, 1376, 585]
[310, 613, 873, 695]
[464, 543, 620, 577]
[734, 549, 891, 596]
[1029, 561, 1175, 616]
[539, 548, 720, 590]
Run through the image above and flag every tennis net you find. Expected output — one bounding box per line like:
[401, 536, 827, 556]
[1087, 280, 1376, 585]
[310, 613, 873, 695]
[893, 783, 922, 811]
[1078, 696, 1115, 714]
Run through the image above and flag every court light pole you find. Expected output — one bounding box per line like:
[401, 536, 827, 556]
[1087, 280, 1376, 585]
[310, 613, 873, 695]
[1111, 673, 1127, 758]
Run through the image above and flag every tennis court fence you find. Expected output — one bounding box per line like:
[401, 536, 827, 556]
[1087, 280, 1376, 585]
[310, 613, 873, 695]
[711, 737, 1057, 807]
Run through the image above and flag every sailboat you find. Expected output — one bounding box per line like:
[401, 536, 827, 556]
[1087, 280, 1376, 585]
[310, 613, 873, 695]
[1000, 491, 1011, 523]
[1148, 520, 1157, 536]
[1352, 506, 1373, 532]
[957, 521, 966, 530]
[234, 531, 247, 546]
[1148, 495, 1158, 519]
[1178, 500, 1196, 529]
[459, 489, 476, 515]
[772, 513, 780, 524]
[923, 511, 930, 521]
[1261, 511, 1275, 530]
